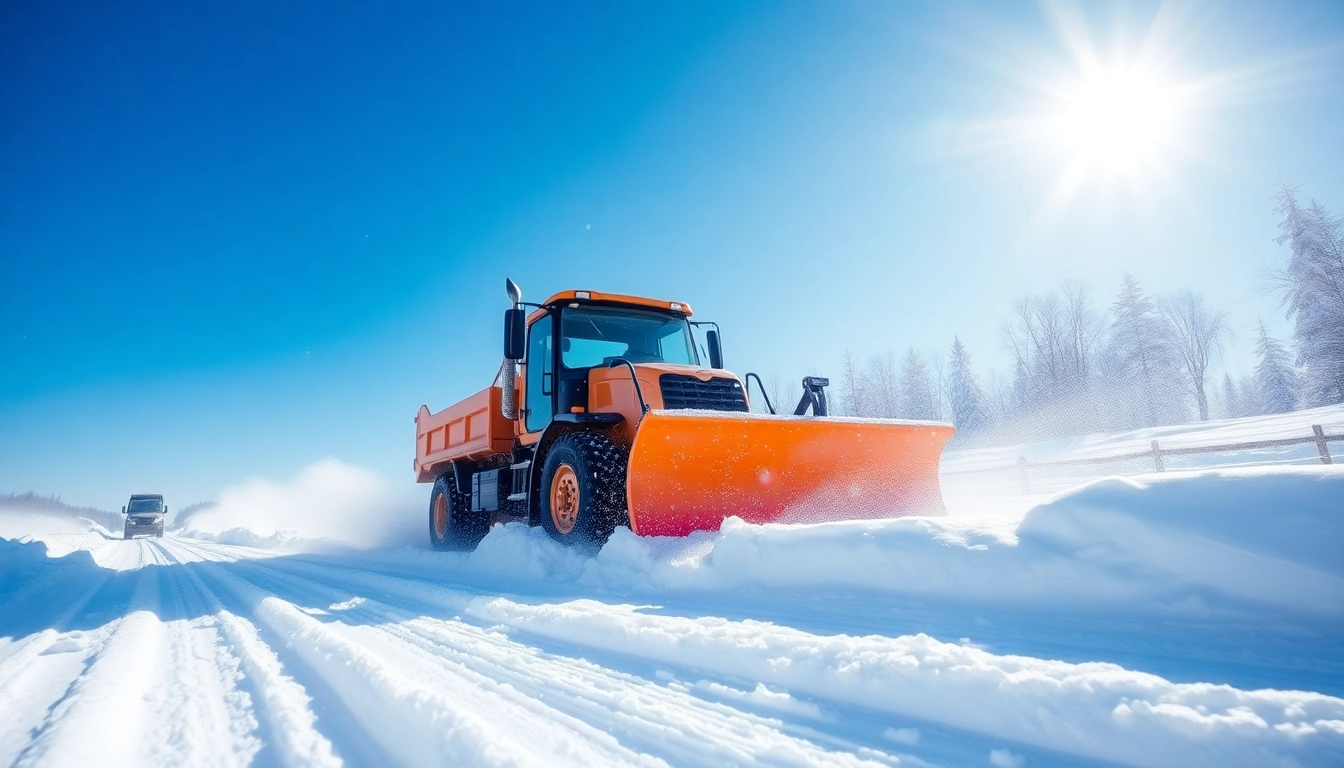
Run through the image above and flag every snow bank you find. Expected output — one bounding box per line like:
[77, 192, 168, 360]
[1017, 466, 1344, 616]
[0, 511, 114, 558]
[181, 459, 422, 549]
[373, 466, 1344, 620]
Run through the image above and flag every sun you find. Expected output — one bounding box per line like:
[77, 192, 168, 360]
[1051, 69, 1178, 171]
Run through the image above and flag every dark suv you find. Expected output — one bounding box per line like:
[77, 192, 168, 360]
[123, 494, 166, 539]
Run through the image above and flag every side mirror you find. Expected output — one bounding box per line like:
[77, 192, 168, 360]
[706, 329, 723, 369]
[121, 506, 126, 514]
[163, 506, 169, 514]
[504, 308, 526, 360]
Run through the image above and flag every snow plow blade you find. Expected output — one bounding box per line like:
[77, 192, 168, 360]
[625, 411, 955, 537]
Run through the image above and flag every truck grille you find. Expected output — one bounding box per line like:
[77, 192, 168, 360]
[659, 375, 748, 412]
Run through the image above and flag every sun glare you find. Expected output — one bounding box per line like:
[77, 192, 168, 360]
[1052, 70, 1178, 170]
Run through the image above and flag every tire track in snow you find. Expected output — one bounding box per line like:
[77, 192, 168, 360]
[466, 598, 1344, 768]
[190, 557, 574, 768]
[259, 554, 881, 762]
[173, 539, 893, 767]
[153, 538, 342, 768]
[12, 556, 168, 767]
[0, 536, 151, 764]
[160, 538, 398, 767]
[136, 540, 261, 768]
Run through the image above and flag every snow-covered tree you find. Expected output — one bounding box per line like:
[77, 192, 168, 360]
[1161, 290, 1233, 421]
[1104, 274, 1188, 427]
[866, 352, 901, 418]
[1003, 281, 1102, 408]
[947, 337, 991, 433]
[1220, 373, 1241, 419]
[929, 352, 949, 422]
[898, 349, 938, 420]
[1253, 321, 1298, 414]
[1273, 186, 1344, 406]
[1237, 374, 1262, 417]
[838, 351, 866, 417]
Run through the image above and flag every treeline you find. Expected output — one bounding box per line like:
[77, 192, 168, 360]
[0, 492, 122, 531]
[836, 184, 1344, 443]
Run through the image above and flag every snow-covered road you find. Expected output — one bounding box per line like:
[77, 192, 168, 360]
[3, 466, 1343, 767]
[6, 534, 898, 767]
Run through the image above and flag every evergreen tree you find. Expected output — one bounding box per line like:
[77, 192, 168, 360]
[838, 351, 865, 417]
[1105, 274, 1188, 427]
[1273, 186, 1344, 405]
[1221, 373, 1241, 419]
[1237, 374, 1262, 417]
[947, 337, 991, 433]
[898, 349, 938, 420]
[1253, 321, 1298, 414]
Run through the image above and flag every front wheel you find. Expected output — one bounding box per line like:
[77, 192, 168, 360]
[428, 472, 488, 550]
[539, 432, 629, 547]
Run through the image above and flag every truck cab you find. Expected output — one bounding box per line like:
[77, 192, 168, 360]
[122, 494, 166, 539]
[516, 290, 746, 445]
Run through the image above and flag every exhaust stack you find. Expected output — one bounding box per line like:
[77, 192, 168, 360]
[500, 278, 523, 420]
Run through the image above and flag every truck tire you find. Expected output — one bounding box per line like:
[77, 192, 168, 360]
[539, 432, 629, 547]
[124, 529, 132, 540]
[429, 472, 488, 551]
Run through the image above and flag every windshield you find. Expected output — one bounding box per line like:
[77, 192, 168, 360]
[128, 498, 162, 514]
[560, 306, 698, 368]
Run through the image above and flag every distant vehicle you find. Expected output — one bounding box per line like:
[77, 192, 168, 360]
[122, 494, 166, 539]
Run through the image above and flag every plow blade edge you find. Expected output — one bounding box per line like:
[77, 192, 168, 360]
[625, 411, 954, 537]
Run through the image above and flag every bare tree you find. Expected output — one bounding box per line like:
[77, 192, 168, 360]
[866, 352, 900, 417]
[1161, 291, 1233, 421]
[929, 351, 949, 422]
[1001, 280, 1103, 431]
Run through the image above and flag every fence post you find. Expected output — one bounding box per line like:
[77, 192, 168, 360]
[1314, 425, 1333, 465]
[1017, 456, 1031, 494]
[1151, 440, 1164, 472]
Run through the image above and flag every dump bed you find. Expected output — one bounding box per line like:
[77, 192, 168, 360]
[414, 387, 515, 483]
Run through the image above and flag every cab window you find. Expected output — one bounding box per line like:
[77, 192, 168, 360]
[525, 314, 553, 432]
[560, 306, 697, 368]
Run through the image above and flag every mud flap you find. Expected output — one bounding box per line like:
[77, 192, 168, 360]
[625, 411, 954, 537]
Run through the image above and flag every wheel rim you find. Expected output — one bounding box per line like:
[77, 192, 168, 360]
[433, 493, 448, 539]
[550, 465, 580, 534]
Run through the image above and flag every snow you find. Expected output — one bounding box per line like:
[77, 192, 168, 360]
[3, 444, 1344, 764]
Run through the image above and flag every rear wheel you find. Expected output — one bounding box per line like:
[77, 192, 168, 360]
[428, 472, 488, 550]
[539, 432, 628, 547]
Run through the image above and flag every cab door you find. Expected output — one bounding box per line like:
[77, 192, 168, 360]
[523, 313, 554, 435]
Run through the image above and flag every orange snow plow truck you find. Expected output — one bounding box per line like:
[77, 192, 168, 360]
[414, 280, 954, 549]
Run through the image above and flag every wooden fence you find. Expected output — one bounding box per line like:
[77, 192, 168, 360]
[944, 424, 1341, 495]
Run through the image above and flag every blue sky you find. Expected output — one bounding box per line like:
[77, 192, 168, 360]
[3, 0, 1342, 508]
